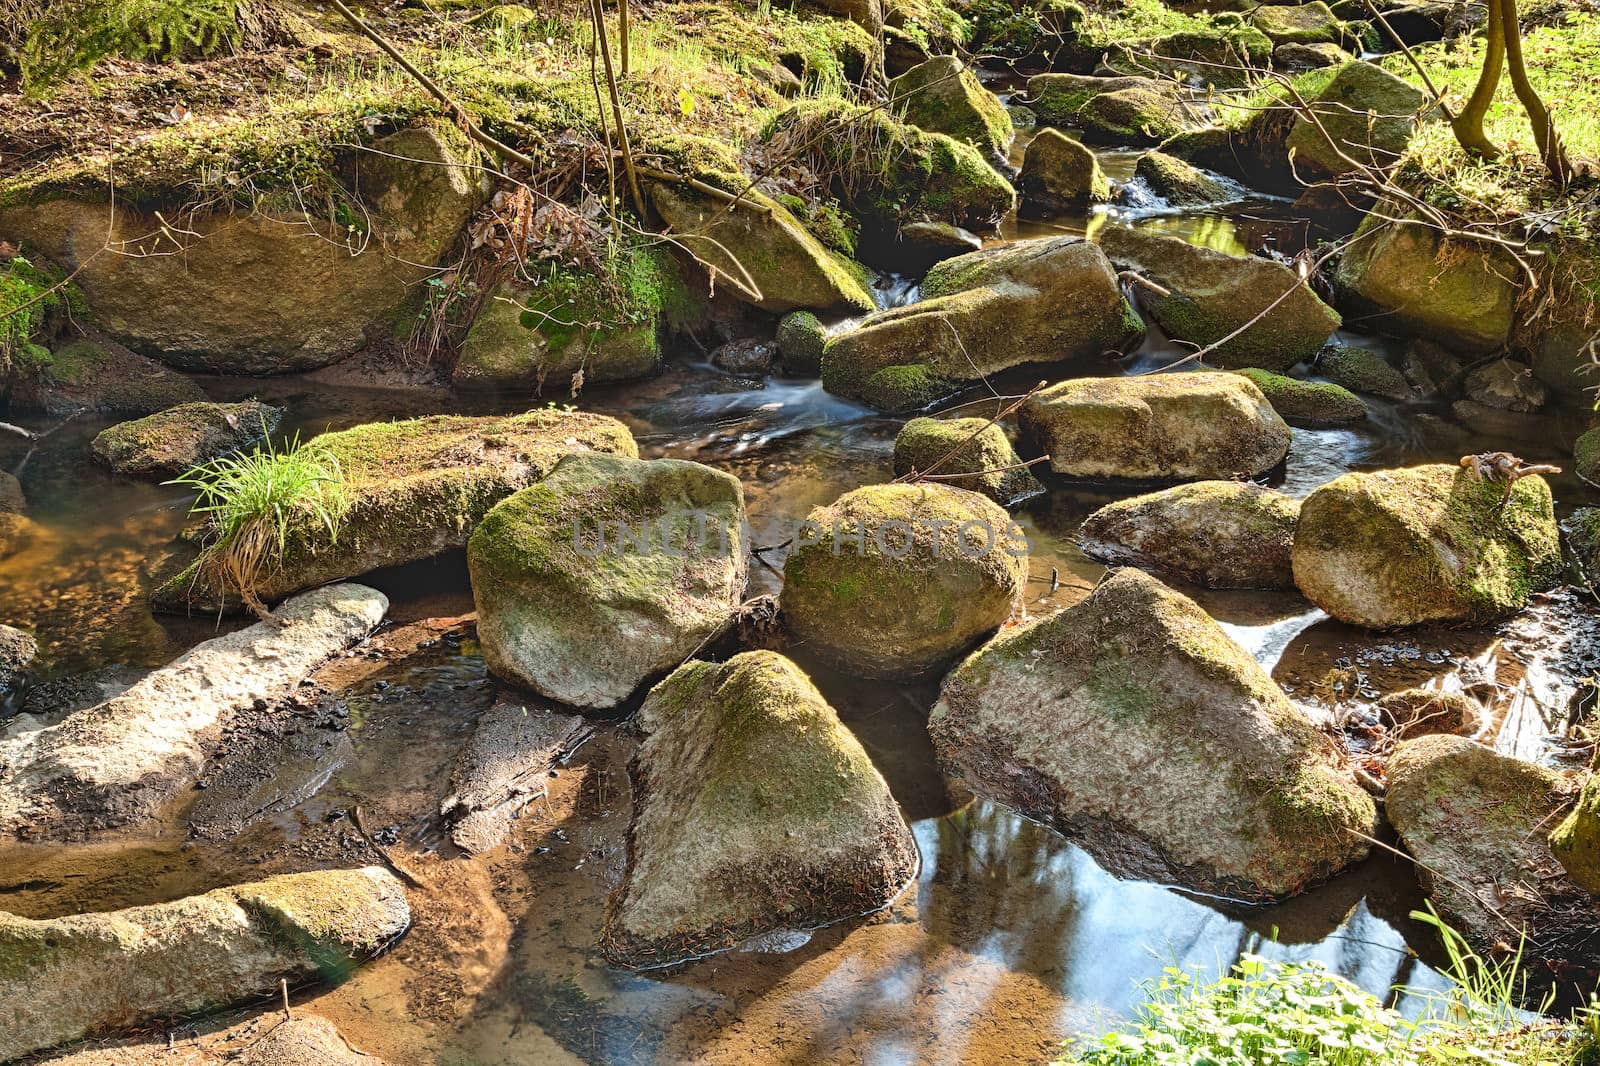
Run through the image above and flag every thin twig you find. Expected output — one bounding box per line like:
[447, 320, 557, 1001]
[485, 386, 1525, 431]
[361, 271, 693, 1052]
[325, 0, 536, 171]
[894, 381, 1048, 484]
[916, 455, 1051, 480]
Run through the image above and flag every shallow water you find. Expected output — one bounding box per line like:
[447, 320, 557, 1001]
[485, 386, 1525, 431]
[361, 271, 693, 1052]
[3, 105, 1600, 1063]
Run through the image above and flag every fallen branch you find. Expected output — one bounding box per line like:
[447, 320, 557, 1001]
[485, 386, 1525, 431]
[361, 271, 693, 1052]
[0, 421, 36, 440]
[350, 805, 429, 890]
[635, 166, 772, 213]
[1118, 270, 1172, 298]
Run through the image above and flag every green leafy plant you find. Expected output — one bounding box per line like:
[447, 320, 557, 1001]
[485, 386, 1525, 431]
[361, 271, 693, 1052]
[0, 254, 79, 371]
[167, 432, 350, 618]
[1061, 911, 1598, 1066]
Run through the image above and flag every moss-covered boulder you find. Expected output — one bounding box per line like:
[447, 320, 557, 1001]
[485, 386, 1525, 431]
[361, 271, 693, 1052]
[882, 220, 984, 273]
[1569, 508, 1600, 588]
[1285, 62, 1433, 180]
[90, 400, 283, 478]
[1099, 226, 1341, 371]
[1314, 344, 1414, 399]
[154, 410, 637, 611]
[1018, 129, 1110, 215]
[0, 868, 409, 1061]
[6, 337, 204, 418]
[1078, 87, 1193, 147]
[1251, 2, 1344, 44]
[1374, 689, 1484, 741]
[1551, 764, 1600, 895]
[1576, 428, 1600, 488]
[929, 568, 1376, 899]
[892, 417, 1043, 505]
[889, 55, 1014, 162]
[0, 128, 480, 373]
[1111, 25, 1275, 89]
[1133, 151, 1233, 206]
[648, 182, 873, 315]
[781, 483, 1027, 679]
[1387, 735, 1596, 959]
[1291, 464, 1561, 628]
[468, 453, 746, 709]
[1518, 290, 1600, 407]
[1021, 372, 1292, 480]
[1274, 41, 1353, 70]
[1235, 368, 1367, 425]
[1078, 481, 1300, 589]
[822, 236, 1141, 411]
[454, 242, 699, 392]
[775, 310, 828, 374]
[762, 99, 1015, 245]
[1337, 208, 1520, 354]
[600, 651, 917, 968]
[1026, 74, 1166, 127]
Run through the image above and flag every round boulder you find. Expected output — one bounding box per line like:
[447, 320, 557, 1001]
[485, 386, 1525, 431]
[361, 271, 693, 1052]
[469, 453, 747, 709]
[1020, 371, 1292, 480]
[1018, 129, 1110, 215]
[781, 483, 1027, 679]
[91, 400, 284, 478]
[1078, 480, 1300, 589]
[892, 417, 1043, 506]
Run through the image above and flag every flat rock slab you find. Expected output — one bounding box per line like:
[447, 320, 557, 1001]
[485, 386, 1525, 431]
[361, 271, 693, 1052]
[0, 867, 409, 1061]
[441, 700, 589, 854]
[38, 1015, 391, 1065]
[0, 584, 388, 840]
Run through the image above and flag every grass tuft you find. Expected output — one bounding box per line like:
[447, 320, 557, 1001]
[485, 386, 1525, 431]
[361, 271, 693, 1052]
[167, 432, 350, 617]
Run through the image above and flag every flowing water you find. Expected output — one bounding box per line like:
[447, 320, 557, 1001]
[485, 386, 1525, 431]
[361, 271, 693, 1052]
[3, 99, 1599, 1065]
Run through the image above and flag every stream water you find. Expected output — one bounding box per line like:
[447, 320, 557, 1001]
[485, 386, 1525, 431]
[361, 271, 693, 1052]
[2, 102, 1599, 1065]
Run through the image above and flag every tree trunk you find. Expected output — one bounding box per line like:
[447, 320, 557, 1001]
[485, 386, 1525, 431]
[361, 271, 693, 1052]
[1449, 0, 1503, 159]
[1499, 0, 1575, 184]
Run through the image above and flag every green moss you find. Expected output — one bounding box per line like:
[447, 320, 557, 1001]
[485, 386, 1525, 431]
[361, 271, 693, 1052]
[888, 56, 1013, 159]
[861, 363, 954, 412]
[1551, 752, 1600, 892]
[893, 416, 1040, 503]
[761, 98, 1014, 231]
[1314, 344, 1413, 399]
[775, 309, 827, 374]
[1574, 427, 1599, 485]
[0, 253, 81, 372]
[1234, 368, 1367, 425]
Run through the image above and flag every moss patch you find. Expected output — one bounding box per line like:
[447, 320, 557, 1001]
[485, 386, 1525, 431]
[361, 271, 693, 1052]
[1234, 368, 1367, 425]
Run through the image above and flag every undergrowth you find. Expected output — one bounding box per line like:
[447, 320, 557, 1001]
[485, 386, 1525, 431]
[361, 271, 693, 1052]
[19, 0, 245, 92]
[1059, 909, 1600, 1066]
[0, 253, 80, 371]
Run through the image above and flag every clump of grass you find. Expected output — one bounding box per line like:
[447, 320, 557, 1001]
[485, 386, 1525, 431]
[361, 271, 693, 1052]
[1059, 908, 1600, 1066]
[167, 433, 350, 618]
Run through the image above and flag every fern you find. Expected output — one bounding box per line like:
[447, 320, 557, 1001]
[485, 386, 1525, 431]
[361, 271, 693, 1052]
[20, 0, 244, 93]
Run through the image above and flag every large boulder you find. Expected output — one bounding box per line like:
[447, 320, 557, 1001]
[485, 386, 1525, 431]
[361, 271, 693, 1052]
[0, 868, 409, 1061]
[6, 337, 204, 418]
[1078, 481, 1300, 589]
[1335, 202, 1518, 352]
[761, 100, 1015, 245]
[1110, 25, 1275, 89]
[928, 568, 1377, 899]
[1018, 129, 1111, 215]
[1387, 736, 1598, 960]
[1099, 226, 1341, 371]
[468, 453, 747, 709]
[1026, 74, 1172, 129]
[1315, 343, 1414, 399]
[0, 128, 480, 373]
[90, 400, 283, 478]
[892, 416, 1043, 505]
[821, 236, 1141, 411]
[0, 584, 387, 839]
[601, 651, 917, 968]
[781, 483, 1027, 679]
[154, 409, 636, 611]
[889, 56, 1014, 162]
[1235, 368, 1367, 425]
[647, 183, 873, 315]
[1292, 464, 1561, 628]
[1284, 61, 1433, 180]
[1020, 372, 1292, 480]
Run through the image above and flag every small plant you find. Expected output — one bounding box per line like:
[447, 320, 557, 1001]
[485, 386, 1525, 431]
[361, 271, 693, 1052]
[19, 0, 244, 93]
[1061, 911, 1598, 1066]
[167, 433, 350, 619]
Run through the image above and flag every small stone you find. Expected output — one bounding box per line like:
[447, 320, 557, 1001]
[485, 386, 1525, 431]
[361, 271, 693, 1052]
[1234, 368, 1367, 425]
[91, 400, 284, 478]
[1018, 129, 1110, 215]
[892, 416, 1042, 505]
[1463, 358, 1548, 413]
[775, 311, 828, 375]
[1316, 344, 1414, 400]
[710, 337, 777, 376]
